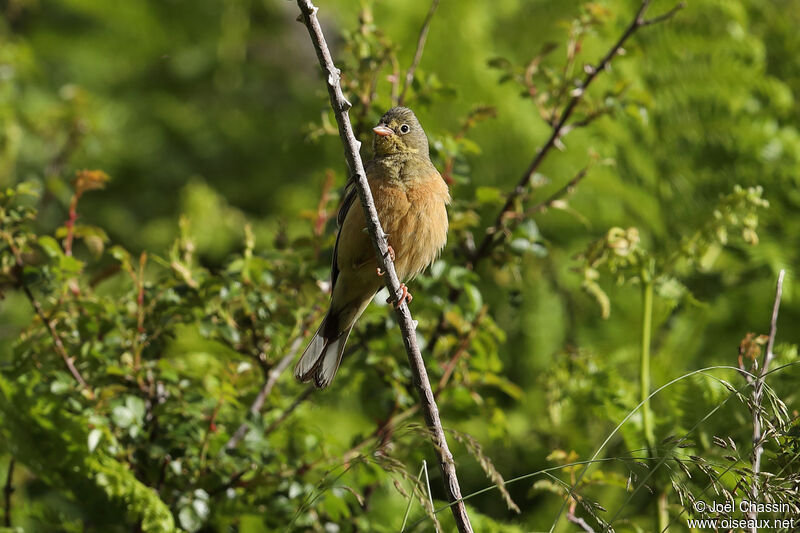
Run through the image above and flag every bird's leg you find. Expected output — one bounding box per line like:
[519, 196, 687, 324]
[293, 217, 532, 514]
[376, 245, 396, 277]
[386, 283, 413, 307]
[396, 283, 413, 307]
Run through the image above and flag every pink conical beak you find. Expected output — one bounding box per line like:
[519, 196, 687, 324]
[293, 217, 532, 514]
[373, 125, 394, 137]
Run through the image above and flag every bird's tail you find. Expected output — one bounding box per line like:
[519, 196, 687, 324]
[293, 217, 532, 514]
[294, 314, 354, 389]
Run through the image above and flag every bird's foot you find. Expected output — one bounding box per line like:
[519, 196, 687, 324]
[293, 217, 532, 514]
[376, 245, 395, 277]
[386, 283, 413, 307]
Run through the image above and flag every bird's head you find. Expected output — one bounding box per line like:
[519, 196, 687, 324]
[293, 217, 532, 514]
[372, 107, 429, 157]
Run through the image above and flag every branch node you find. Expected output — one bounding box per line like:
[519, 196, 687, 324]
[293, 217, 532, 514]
[327, 68, 340, 87]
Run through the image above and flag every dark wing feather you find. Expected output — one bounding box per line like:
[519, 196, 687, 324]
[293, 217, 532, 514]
[330, 177, 358, 290]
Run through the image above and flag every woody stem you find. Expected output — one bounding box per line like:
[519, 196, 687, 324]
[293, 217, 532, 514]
[295, 2, 473, 531]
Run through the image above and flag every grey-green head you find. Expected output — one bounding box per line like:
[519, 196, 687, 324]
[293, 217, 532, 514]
[372, 107, 430, 158]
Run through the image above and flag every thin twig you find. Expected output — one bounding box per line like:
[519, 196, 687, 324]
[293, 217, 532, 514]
[263, 385, 314, 437]
[26, 286, 91, 394]
[64, 190, 80, 257]
[524, 165, 591, 217]
[567, 511, 596, 533]
[469, 0, 684, 267]
[749, 269, 785, 529]
[558, 105, 616, 137]
[2, 232, 93, 397]
[224, 335, 305, 450]
[294, 2, 473, 530]
[210, 466, 251, 496]
[3, 458, 13, 528]
[641, 1, 686, 26]
[435, 306, 487, 395]
[398, 0, 440, 106]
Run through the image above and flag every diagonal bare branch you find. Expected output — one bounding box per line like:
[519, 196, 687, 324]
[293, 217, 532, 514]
[224, 335, 305, 451]
[294, 1, 473, 530]
[469, 0, 685, 267]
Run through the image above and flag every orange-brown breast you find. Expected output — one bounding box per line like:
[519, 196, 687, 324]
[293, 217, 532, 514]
[371, 165, 449, 281]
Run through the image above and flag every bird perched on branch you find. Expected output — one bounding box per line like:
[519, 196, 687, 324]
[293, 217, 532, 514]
[295, 107, 450, 389]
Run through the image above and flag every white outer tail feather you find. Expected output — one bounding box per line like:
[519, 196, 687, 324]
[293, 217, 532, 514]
[293, 324, 326, 380]
[314, 331, 348, 388]
[293, 321, 354, 389]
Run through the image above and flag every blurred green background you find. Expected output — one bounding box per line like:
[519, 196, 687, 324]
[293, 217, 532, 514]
[1, 0, 799, 531]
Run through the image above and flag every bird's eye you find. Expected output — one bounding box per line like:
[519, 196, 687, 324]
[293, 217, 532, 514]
[399, 124, 410, 134]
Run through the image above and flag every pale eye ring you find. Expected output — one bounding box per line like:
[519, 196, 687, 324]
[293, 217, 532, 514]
[399, 124, 410, 134]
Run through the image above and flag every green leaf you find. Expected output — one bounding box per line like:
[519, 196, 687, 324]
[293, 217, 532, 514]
[487, 56, 512, 69]
[0, 376, 176, 532]
[111, 405, 135, 428]
[464, 283, 483, 314]
[475, 186, 504, 205]
[88, 428, 103, 453]
[58, 254, 84, 274]
[37, 235, 63, 258]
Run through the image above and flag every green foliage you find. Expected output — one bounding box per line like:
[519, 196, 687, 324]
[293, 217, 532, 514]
[577, 185, 769, 319]
[0, 374, 175, 532]
[1, 0, 799, 531]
